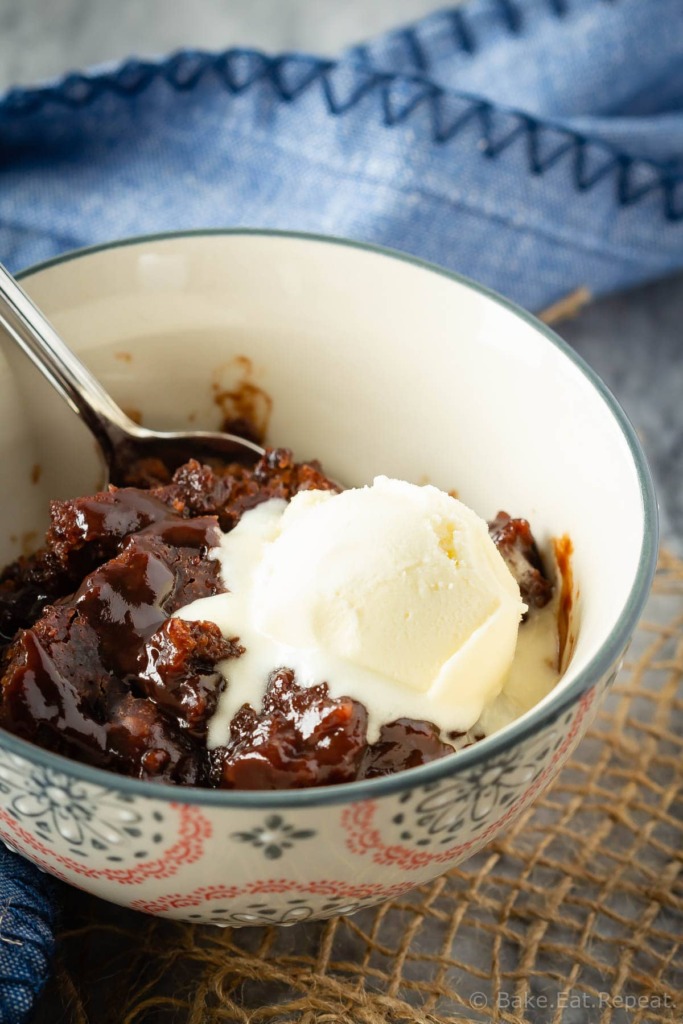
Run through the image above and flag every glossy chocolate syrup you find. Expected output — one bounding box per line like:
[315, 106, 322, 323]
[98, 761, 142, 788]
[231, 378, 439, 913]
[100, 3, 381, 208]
[0, 451, 553, 789]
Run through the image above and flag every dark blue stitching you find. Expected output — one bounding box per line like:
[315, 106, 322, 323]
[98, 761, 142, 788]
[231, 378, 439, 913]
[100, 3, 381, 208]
[163, 50, 209, 92]
[449, 9, 478, 54]
[617, 156, 635, 206]
[218, 51, 272, 94]
[320, 66, 389, 115]
[369, 0, 621, 67]
[573, 137, 620, 191]
[618, 159, 671, 208]
[526, 121, 576, 174]
[269, 55, 333, 102]
[382, 81, 439, 127]
[349, 28, 430, 72]
[400, 27, 429, 71]
[344, 42, 372, 67]
[0, 49, 680, 222]
[664, 180, 682, 219]
[480, 111, 529, 159]
[495, 0, 524, 33]
[110, 59, 161, 95]
[431, 94, 489, 144]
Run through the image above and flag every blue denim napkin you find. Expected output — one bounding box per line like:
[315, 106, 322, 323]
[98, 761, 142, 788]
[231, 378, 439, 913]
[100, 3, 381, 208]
[0, 845, 56, 1022]
[0, 1, 682, 1018]
[0, 0, 682, 310]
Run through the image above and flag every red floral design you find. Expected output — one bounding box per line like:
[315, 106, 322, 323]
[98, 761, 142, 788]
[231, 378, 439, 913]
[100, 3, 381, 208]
[342, 688, 596, 871]
[0, 802, 211, 884]
[131, 877, 413, 915]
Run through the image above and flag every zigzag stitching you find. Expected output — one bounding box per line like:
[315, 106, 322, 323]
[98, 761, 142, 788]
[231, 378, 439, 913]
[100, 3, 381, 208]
[0, 49, 680, 221]
[381, 82, 440, 127]
[108, 61, 161, 95]
[574, 138, 620, 190]
[212, 51, 271, 94]
[663, 181, 681, 219]
[494, 0, 524, 33]
[268, 56, 333, 102]
[448, 9, 478, 54]
[399, 27, 429, 71]
[547, 0, 570, 14]
[369, 0, 623, 71]
[160, 51, 209, 92]
[617, 160, 672, 207]
[525, 121, 576, 174]
[320, 67, 390, 115]
[431, 95, 489, 144]
[472, 105, 528, 158]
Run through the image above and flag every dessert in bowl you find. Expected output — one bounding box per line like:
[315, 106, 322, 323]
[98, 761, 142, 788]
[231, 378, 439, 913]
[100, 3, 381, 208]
[0, 231, 656, 924]
[0, 450, 561, 789]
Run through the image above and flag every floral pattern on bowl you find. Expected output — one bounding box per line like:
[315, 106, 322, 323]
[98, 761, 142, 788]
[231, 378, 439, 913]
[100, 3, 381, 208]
[340, 681, 604, 874]
[131, 879, 415, 926]
[0, 669, 612, 924]
[0, 751, 211, 886]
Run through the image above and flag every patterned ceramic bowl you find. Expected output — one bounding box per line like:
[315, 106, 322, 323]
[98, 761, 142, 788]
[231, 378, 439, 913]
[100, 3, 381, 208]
[0, 232, 657, 925]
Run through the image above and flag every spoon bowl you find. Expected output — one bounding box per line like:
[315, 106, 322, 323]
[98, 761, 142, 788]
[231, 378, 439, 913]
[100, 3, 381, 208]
[100, 424, 263, 486]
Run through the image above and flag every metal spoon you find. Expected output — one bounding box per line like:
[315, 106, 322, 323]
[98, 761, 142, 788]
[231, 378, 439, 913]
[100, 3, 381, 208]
[0, 263, 265, 485]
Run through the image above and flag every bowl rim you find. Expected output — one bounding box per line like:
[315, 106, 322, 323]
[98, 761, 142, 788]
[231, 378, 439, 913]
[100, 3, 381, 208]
[1, 227, 658, 809]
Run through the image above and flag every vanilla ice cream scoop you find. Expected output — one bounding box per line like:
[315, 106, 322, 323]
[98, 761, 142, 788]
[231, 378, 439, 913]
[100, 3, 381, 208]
[175, 477, 527, 745]
[253, 478, 524, 706]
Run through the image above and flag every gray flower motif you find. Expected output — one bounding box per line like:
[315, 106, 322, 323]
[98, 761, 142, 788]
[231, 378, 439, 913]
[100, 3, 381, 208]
[230, 902, 314, 925]
[408, 727, 559, 841]
[231, 815, 315, 860]
[413, 784, 469, 838]
[8, 771, 100, 844]
[460, 732, 557, 828]
[0, 756, 144, 854]
[187, 895, 370, 927]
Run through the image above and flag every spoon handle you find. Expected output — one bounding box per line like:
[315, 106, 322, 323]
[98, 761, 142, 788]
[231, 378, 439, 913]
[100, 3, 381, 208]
[0, 262, 138, 457]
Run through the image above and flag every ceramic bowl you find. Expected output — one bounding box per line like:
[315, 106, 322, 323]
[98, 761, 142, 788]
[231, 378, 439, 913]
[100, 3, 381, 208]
[0, 231, 657, 925]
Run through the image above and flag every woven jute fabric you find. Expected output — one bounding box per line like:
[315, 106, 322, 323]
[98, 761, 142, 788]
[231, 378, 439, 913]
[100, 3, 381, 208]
[37, 552, 683, 1024]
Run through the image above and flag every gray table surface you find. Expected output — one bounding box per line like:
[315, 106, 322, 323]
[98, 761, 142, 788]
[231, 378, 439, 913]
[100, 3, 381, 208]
[1, 2, 680, 1022]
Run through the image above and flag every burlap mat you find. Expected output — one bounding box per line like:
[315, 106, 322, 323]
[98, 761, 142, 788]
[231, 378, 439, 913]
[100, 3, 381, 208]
[36, 552, 683, 1024]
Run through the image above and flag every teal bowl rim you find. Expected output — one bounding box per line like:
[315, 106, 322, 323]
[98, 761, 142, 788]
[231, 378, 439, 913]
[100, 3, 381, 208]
[1, 228, 658, 810]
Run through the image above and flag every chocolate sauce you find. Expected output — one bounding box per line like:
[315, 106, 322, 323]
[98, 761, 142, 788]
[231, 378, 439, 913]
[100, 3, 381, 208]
[0, 449, 554, 789]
